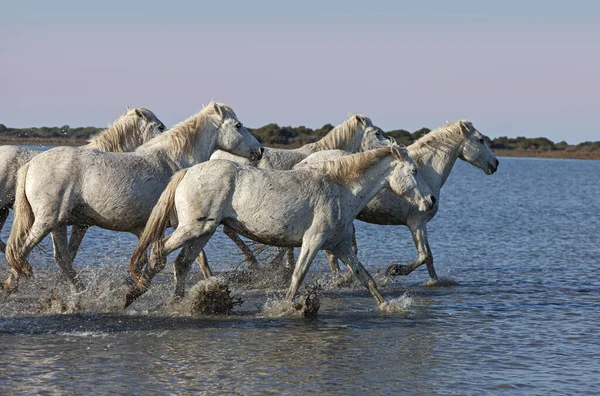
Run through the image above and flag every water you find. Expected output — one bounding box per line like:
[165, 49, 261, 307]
[1, 157, 599, 394]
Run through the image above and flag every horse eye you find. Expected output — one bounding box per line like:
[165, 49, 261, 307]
[235, 122, 242, 129]
[375, 131, 381, 136]
[159, 124, 166, 131]
[479, 138, 485, 143]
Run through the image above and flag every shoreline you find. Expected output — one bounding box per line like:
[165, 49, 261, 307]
[1, 138, 599, 160]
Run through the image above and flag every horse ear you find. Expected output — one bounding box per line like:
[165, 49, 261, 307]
[459, 120, 471, 135]
[212, 103, 224, 120]
[391, 144, 407, 160]
[134, 108, 147, 120]
[355, 115, 366, 126]
[126, 105, 131, 111]
[348, 111, 355, 119]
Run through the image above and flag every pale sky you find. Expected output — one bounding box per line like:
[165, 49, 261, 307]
[1, 1, 598, 143]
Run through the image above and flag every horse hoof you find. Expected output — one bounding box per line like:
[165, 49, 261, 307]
[124, 285, 147, 308]
[121, 277, 136, 287]
[0, 283, 17, 295]
[385, 264, 410, 277]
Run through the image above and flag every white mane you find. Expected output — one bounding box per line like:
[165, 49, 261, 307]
[302, 116, 370, 152]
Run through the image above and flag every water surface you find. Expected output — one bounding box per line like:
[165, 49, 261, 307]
[1, 157, 599, 394]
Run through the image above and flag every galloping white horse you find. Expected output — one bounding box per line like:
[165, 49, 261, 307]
[0, 107, 165, 254]
[303, 120, 499, 281]
[125, 144, 435, 307]
[209, 114, 395, 270]
[4, 102, 263, 292]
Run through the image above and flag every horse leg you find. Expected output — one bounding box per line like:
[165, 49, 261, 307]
[66, 225, 88, 264]
[385, 224, 437, 280]
[285, 234, 324, 302]
[325, 224, 356, 278]
[267, 247, 286, 270]
[0, 206, 9, 253]
[126, 222, 217, 307]
[280, 248, 296, 283]
[351, 223, 358, 255]
[2, 221, 53, 292]
[195, 250, 212, 279]
[173, 240, 205, 298]
[223, 225, 259, 270]
[325, 251, 341, 277]
[51, 226, 85, 292]
[333, 240, 385, 305]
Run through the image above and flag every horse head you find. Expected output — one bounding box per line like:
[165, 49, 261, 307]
[210, 103, 264, 161]
[389, 144, 436, 212]
[457, 121, 499, 175]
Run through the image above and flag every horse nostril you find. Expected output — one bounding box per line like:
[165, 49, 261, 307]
[430, 195, 436, 206]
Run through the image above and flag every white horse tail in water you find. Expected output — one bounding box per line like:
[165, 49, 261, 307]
[129, 168, 189, 282]
[5, 163, 34, 279]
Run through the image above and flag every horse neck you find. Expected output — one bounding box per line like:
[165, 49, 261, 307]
[343, 155, 395, 218]
[136, 123, 218, 170]
[300, 122, 361, 154]
[408, 136, 463, 197]
[83, 123, 138, 152]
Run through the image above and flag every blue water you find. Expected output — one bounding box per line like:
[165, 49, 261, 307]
[0, 156, 599, 394]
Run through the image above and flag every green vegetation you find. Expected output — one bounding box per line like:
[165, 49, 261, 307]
[1, 123, 598, 155]
[0, 124, 102, 141]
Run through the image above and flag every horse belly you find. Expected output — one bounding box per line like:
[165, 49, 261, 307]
[227, 194, 313, 247]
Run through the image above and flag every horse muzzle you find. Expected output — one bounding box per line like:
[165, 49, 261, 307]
[425, 195, 436, 211]
[250, 147, 265, 161]
[486, 158, 499, 175]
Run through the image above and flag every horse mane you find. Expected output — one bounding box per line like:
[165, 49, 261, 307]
[86, 115, 146, 152]
[138, 102, 235, 157]
[408, 120, 470, 161]
[301, 146, 400, 184]
[302, 116, 369, 152]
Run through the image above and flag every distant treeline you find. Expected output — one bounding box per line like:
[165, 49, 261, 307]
[1, 123, 598, 153]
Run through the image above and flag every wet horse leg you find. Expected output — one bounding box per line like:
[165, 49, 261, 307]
[66, 225, 88, 265]
[325, 224, 357, 279]
[126, 222, 217, 307]
[385, 224, 437, 280]
[223, 226, 259, 270]
[51, 225, 85, 292]
[333, 240, 385, 305]
[0, 206, 9, 253]
[285, 234, 324, 302]
[195, 250, 212, 279]
[173, 241, 205, 298]
[2, 221, 53, 292]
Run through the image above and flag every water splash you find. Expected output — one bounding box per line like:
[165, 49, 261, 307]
[378, 293, 414, 313]
[168, 277, 242, 316]
[261, 282, 321, 317]
[422, 277, 459, 287]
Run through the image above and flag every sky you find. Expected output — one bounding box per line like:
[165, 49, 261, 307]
[1, 1, 598, 144]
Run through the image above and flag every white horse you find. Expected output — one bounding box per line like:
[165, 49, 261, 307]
[0, 107, 166, 253]
[301, 120, 499, 282]
[4, 102, 263, 292]
[125, 144, 435, 307]
[208, 113, 395, 271]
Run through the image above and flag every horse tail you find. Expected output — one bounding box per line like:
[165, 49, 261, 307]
[130, 169, 189, 282]
[6, 162, 34, 277]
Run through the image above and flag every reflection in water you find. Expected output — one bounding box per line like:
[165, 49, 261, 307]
[1, 157, 600, 393]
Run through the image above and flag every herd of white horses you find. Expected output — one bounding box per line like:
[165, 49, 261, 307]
[0, 102, 499, 310]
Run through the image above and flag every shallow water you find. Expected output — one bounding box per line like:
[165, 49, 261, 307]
[1, 157, 599, 394]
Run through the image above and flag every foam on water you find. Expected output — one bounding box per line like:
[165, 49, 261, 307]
[378, 293, 414, 313]
[260, 292, 320, 318]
